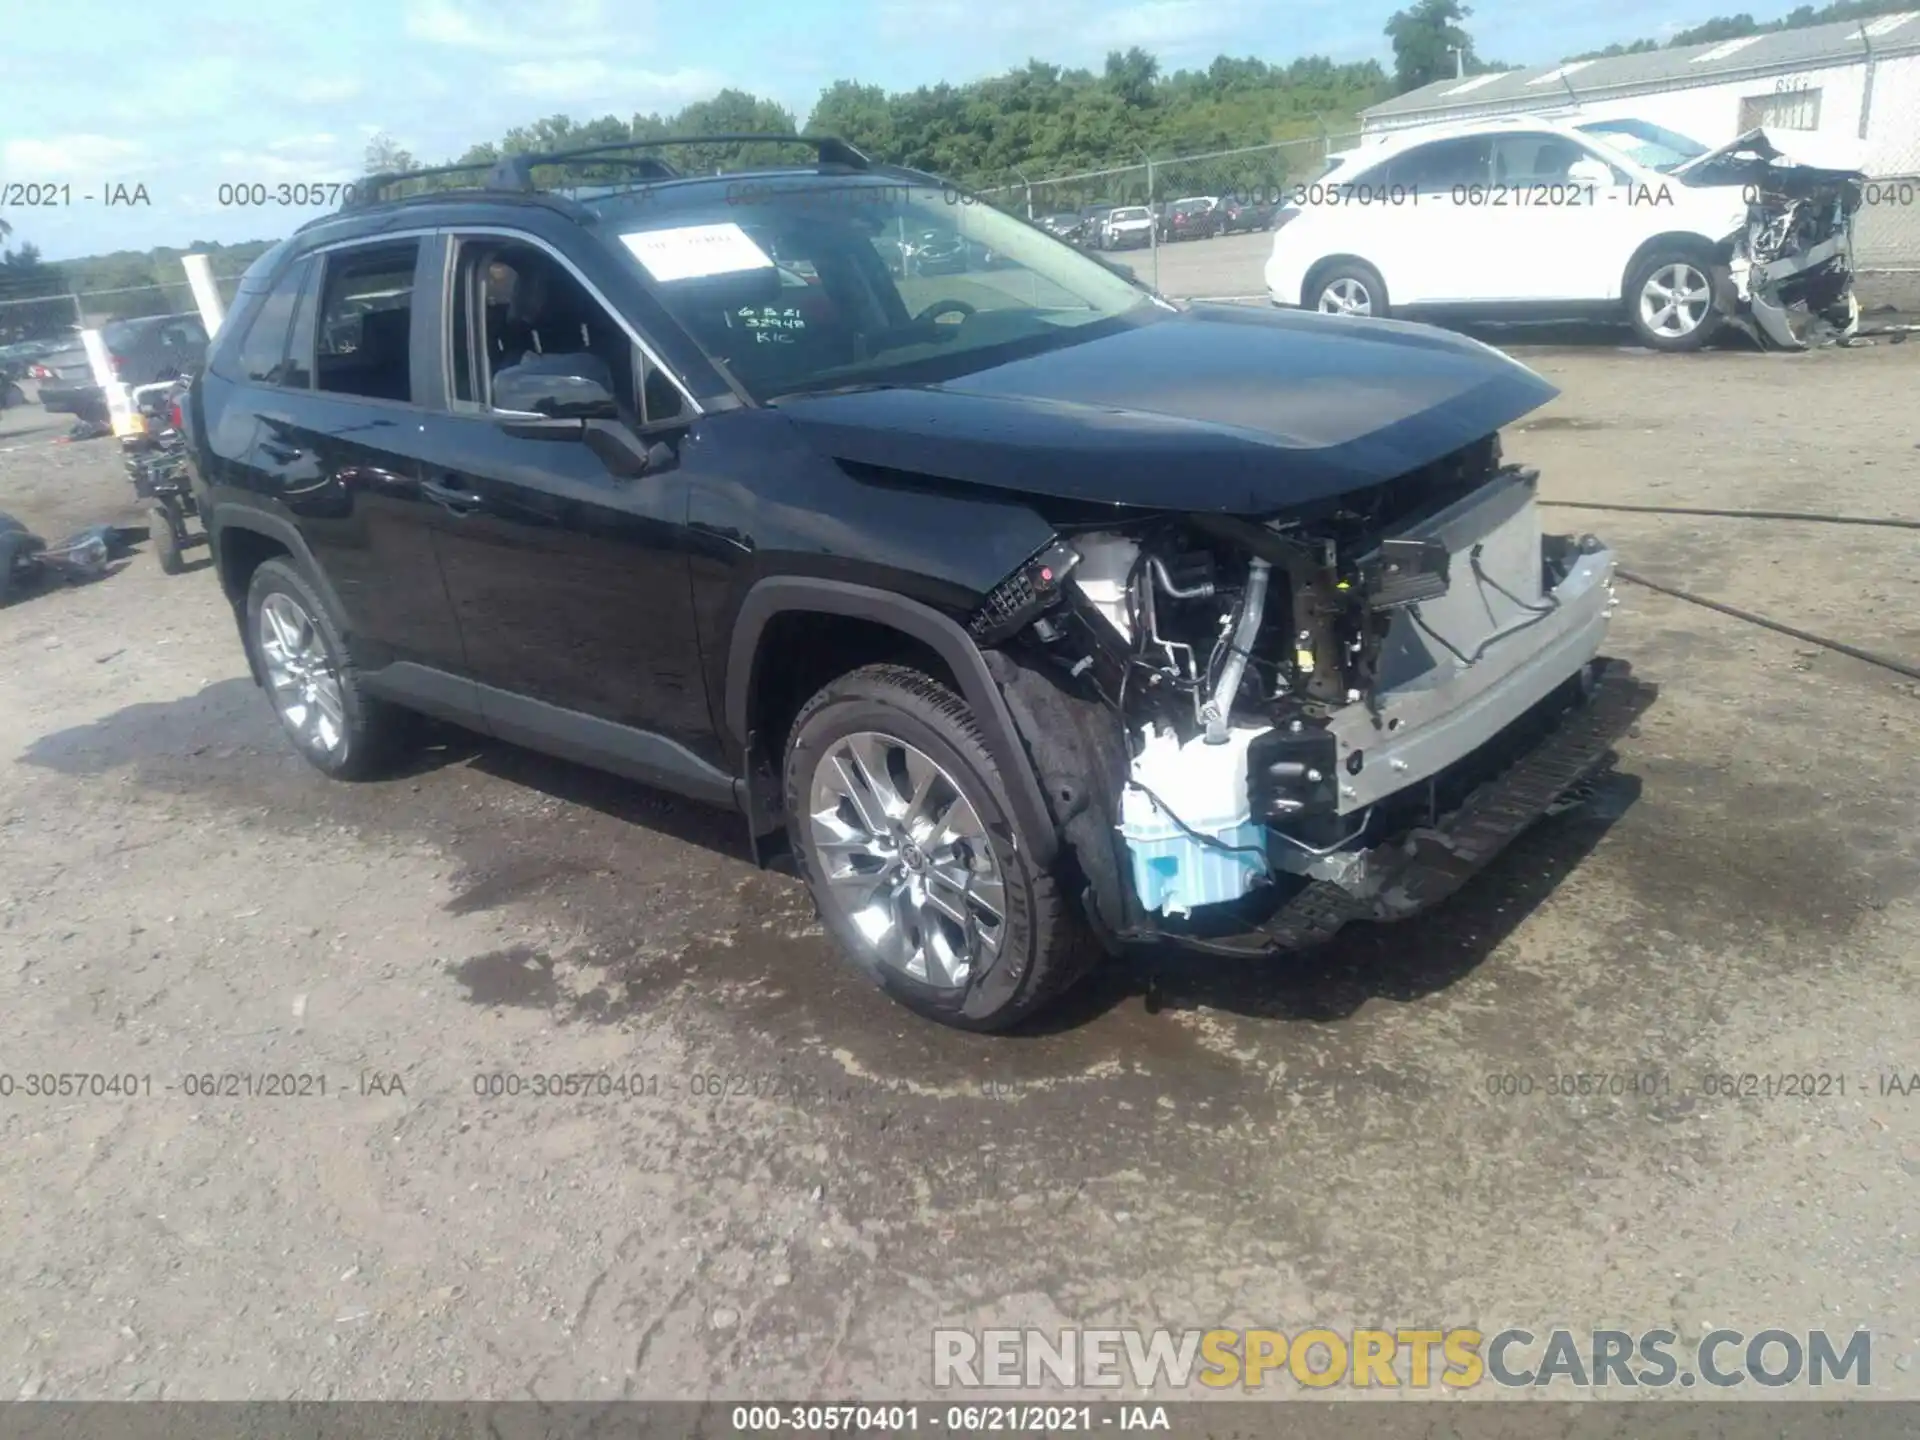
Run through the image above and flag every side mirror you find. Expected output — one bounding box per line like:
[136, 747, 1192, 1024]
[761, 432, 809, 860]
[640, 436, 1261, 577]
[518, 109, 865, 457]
[1567, 157, 1615, 187]
[491, 353, 620, 419]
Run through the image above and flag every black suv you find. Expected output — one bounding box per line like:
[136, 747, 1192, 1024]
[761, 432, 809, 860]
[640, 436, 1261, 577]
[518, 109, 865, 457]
[187, 136, 1638, 1031]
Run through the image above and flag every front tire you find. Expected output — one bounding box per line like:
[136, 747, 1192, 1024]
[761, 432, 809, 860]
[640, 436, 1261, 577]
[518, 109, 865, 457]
[244, 558, 408, 780]
[1309, 260, 1389, 319]
[783, 664, 1096, 1031]
[1626, 247, 1722, 352]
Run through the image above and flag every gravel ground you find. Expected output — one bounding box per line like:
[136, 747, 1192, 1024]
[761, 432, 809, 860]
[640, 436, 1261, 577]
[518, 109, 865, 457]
[0, 335, 1917, 1404]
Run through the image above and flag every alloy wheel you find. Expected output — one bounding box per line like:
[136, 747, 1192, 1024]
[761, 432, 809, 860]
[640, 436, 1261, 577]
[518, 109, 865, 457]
[1318, 277, 1373, 316]
[257, 592, 348, 760]
[807, 731, 1007, 988]
[1639, 262, 1711, 339]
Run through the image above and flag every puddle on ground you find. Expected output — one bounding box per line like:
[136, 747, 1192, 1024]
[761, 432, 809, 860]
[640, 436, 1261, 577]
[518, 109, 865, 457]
[1514, 416, 1610, 432]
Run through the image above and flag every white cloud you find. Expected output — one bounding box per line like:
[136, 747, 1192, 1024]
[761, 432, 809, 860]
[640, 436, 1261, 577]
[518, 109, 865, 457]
[3, 134, 148, 177]
[499, 59, 727, 105]
[214, 138, 359, 182]
[1105, 0, 1253, 50]
[404, 0, 644, 55]
[289, 76, 366, 104]
[266, 133, 341, 153]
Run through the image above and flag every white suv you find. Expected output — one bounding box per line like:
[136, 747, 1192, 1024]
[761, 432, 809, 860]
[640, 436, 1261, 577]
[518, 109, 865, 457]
[1100, 206, 1156, 251]
[1265, 116, 1768, 351]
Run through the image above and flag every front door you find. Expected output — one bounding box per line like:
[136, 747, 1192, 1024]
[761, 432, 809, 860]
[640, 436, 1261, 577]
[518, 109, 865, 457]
[417, 233, 725, 792]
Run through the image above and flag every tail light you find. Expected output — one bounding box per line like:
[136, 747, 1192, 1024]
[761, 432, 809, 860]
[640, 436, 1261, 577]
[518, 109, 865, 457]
[29, 363, 49, 379]
[169, 401, 184, 431]
[109, 354, 127, 378]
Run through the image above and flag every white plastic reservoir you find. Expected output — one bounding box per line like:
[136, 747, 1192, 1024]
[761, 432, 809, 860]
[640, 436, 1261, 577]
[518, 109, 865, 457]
[1119, 724, 1270, 916]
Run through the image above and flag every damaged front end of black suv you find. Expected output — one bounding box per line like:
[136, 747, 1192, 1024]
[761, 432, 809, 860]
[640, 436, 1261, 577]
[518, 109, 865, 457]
[960, 433, 1655, 960]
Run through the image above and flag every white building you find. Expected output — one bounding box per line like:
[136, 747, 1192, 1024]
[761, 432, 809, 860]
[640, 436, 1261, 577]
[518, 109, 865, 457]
[1359, 12, 1920, 269]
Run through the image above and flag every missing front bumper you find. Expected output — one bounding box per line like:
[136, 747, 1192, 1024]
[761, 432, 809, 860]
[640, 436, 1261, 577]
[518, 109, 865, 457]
[1092, 658, 1657, 958]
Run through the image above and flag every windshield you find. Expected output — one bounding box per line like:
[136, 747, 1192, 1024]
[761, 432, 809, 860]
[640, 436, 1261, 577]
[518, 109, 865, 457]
[1576, 119, 1710, 173]
[588, 179, 1154, 402]
[1110, 207, 1150, 222]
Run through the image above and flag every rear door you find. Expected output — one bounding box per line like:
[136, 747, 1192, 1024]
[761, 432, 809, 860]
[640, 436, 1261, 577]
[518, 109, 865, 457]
[1368, 135, 1496, 303]
[239, 238, 469, 678]
[414, 230, 721, 784]
[1480, 132, 1628, 301]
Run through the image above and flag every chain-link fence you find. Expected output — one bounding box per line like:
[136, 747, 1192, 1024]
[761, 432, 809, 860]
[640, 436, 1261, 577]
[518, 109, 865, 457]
[960, 135, 1358, 295]
[1856, 58, 1920, 272]
[0, 273, 247, 351]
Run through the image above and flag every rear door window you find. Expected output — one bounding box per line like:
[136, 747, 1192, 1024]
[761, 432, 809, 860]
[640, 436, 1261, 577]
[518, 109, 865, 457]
[1491, 133, 1589, 185]
[314, 241, 420, 403]
[1385, 137, 1492, 192]
[235, 262, 310, 385]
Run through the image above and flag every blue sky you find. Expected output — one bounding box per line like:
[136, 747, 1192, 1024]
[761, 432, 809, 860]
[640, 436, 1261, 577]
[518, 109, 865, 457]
[3, 0, 1792, 261]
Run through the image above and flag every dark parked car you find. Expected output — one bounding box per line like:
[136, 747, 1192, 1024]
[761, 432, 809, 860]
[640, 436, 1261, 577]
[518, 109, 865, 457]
[186, 136, 1635, 1032]
[0, 342, 42, 409]
[1219, 196, 1277, 234]
[30, 313, 208, 416]
[902, 229, 968, 275]
[1159, 197, 1221, 242]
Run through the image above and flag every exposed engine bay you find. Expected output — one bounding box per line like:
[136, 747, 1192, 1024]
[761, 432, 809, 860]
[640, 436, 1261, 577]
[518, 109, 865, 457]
[1692, 128, 1866, 350]
[971, 434, 1631, 944]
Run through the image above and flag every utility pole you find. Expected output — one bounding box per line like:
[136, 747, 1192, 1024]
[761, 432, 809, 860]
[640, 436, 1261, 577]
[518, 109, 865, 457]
[1450, 45, 1465, 78]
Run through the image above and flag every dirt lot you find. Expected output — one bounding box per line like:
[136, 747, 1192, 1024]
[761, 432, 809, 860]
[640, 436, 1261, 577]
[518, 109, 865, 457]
[1, 334, 1918, 1404]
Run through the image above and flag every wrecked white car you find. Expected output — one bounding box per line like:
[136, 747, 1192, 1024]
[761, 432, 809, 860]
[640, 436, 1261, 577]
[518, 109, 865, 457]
[1663, 125, 1866, 349]
[1265, 113, 1866, 352]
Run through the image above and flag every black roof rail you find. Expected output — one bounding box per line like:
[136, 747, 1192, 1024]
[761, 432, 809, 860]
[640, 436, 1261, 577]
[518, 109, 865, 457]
[347, 134, 870, 210]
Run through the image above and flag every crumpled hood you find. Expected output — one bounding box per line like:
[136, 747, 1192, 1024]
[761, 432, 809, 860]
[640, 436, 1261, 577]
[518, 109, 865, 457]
[774, 304, 1558, 515]
[1677, 126, 1869, 185]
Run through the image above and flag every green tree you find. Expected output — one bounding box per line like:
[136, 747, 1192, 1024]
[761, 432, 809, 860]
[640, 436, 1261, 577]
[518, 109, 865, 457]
[1104, 48, 1161, 108]
[1385, 0, 1477, 94]
[363, 132, 418, 176]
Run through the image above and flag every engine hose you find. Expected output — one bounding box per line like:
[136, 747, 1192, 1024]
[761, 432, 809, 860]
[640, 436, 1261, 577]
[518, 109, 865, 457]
[1541, 501, 1920, 530]
[1616, 567, 1920, 683]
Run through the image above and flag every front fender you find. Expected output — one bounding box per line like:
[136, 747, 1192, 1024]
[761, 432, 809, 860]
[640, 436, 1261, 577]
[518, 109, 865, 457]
[725, 576, 1060, 868]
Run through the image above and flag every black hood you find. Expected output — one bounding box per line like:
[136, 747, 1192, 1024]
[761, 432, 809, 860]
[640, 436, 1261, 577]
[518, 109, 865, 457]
[774, 303, 1558, 515]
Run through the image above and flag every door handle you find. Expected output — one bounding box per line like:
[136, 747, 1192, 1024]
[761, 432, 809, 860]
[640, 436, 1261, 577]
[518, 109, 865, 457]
[260, 440, 304, 464]
[422, 475, 486, 513]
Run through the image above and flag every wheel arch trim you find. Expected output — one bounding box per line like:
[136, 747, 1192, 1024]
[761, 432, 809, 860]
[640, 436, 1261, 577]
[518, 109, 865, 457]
[724, 577, 1060, 867]
[1301, 254, 1390, 310]
[1620, 231, 1727, 300]
[207, 504, 352, 685]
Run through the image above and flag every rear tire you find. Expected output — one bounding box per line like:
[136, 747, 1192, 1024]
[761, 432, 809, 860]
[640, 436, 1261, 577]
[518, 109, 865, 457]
[783, 663, 1097, 1032]
[149, 503, 184, 575]
[1308, 260, 1390, 319]
[244, 558, 410, 780]
[1626, 246, 1723, 352]
[0, 531, 35, 606]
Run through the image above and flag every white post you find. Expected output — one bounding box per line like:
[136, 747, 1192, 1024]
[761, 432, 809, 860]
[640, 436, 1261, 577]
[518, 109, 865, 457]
[78, 327, 139, 439]
[181, 253, 227, 337]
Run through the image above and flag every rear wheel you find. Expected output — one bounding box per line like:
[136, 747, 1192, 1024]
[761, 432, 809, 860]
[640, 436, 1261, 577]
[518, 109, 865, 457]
[1309, 260, 1389, 319]
[783, 664, 1096, 1032]
[0, 530, 35, 606]
[244, 558, 409, 780]
[149, 502, 183, 575]
[1626, 247, 1722, 352]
